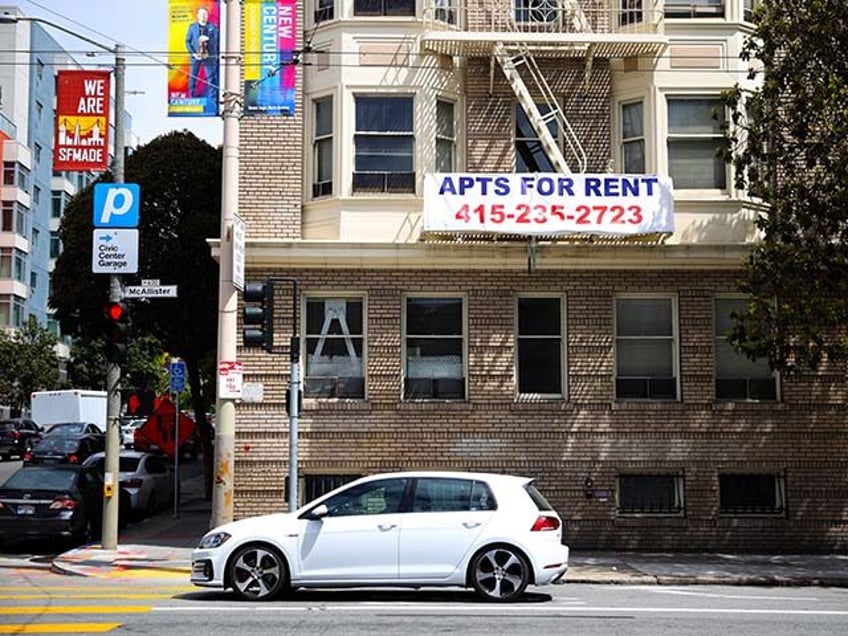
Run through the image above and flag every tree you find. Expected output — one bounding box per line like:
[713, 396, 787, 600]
[0, 318, 61, 416]
[722, 0, 848, 372]
[51, 131, 221, 495]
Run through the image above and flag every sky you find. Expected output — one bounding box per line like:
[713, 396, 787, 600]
[16, 0, 224, 146]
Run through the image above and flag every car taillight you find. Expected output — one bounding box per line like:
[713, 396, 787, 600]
[23, 452, 33, 462]
[49, 497, 79, 510]
[11, 431, 21, 439]
[121, 478, 143, 489]
[531, 515, 561, 532]
[68, 455, 80, 464]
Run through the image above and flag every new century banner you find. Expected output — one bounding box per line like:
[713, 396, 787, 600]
[53, 70, 110, 172]
[243, 0, 296, 116]
[168, 0, 221, 117]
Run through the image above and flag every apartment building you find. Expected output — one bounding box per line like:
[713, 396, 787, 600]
[0, 6, 132, 354]
[234, 0, 847, 551]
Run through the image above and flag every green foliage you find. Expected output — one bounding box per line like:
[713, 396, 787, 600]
[0, 318, 61, 415]
[722, 0, 848, 373]
[50, 131, 221, 418]
[66, 337, 107, 390]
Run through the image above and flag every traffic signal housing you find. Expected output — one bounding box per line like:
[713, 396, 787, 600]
[103, 301, 130, 363]
[242, 280, 274, 352]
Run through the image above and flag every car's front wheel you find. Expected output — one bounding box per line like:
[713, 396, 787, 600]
[228, 543, 289, 601]
[470, 545, 530, 602]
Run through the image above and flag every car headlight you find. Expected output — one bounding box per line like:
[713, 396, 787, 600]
[198, 531, 231, 549]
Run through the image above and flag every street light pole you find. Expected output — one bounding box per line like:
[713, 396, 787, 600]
[0, 12, 126, 549]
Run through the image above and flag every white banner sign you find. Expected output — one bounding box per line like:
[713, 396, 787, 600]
[423, 173, 674, 236]
[218, 360, 244, 399]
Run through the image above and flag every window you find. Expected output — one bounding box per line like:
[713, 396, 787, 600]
[621, 101, 645, 173]
[435, 0, 456, 24]
[315, 0, 334, 22]
[617, 474, 684, 515]
[719, 473, 786, 515]
[31, 227, 39, 248]
[3, 163, 14, 186]
[743, 0, 759, 21]
[30, 272, 37, 290]
[353, 96, 414, 194]
[665, 0, 724, 18]
[436, 99, 455, 172]
[33, 185, 41, 205]
[36, 59, 44, 80]
[34, 143, 42, 164]
[517, 297, 563, 395]
[714, 297, 777, 401]
[52, 191, 64, 218]
[313, 96, 333, 197]
[0, 294, 25, 327]
[615, 296, 678, 400]
[515, 0, 558, 24]
[321, 478, 408, 516]
[620, 0, 643, 26]
[304, 296, 365, 399]
[2, 202, 28, 237]
[412, 478, 497, 513]
[667, 97, 726, 189]
[404, 296, 465, 400]
[50, 232, 61, 258]
[304, 474, 361, 502]
[354, 0, 414, 16]
[516, 103, 557, 172]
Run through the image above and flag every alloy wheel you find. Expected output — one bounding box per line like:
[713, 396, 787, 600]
[471, 546, 530, 602]
[229, 544, 287, 601]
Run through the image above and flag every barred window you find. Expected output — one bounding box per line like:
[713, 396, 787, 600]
[618, 473, 684, 515]
[719, 473, 786, 516]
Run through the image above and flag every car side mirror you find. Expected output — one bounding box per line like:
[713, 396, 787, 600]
[302, 503, 329, 520]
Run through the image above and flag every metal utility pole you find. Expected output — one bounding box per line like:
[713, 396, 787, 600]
[0, 12, 126, 550]
[211, 0, 242, 527]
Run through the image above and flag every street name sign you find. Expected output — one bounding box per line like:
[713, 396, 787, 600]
[92, 229, 138, 273]
[124, 285, 178, 298]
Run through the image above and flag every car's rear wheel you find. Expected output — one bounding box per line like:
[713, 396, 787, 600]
[470, 545, 530, 602]
[228, 544, 289, 601]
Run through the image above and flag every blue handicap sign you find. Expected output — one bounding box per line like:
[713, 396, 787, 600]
[170, 360, 187, 393]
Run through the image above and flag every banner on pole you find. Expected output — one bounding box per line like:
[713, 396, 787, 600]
[168, 0, 221, 117]
[53, 70, 111, 172]
[243, 0, 297, 116]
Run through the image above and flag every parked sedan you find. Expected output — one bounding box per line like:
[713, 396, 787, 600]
[0, 464, 107, 545]
[24, 435, 104, 466]
[192, 471, 569, 602]
[44, 422, 104, 438]
[0, 418, 42, 461]
[83, 451, 175, 516]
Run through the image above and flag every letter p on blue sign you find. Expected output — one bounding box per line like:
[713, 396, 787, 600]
[93, 183, 140, 228]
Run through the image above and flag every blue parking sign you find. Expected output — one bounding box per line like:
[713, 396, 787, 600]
[93, 183, 140, 228]
[170, 359, 187, 393]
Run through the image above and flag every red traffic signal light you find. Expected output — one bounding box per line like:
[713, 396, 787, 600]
[103, 301, 130, 363]
[104, 301, 126, 321]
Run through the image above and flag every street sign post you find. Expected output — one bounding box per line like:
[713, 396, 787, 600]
[92, 229, 138, 274]
[170, 359, 187, 393]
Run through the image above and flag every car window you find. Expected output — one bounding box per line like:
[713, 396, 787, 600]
[146, 456, 167, 474]
[0, 422, 13, 432]
[36, 437, 80, 452]
[323, 478, 407, 517]
[411, 478, 474, 512]
[524, 482, 554, 511]
[3, 469, 77, 490]
[119, 457, 141, 472]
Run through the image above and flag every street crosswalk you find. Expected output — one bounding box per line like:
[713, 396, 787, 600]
[0, 583, 194, 634]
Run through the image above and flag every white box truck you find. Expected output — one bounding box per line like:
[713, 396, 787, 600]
[30, 389, 107, 432]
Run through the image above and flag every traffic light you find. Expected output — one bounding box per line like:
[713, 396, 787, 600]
[242, 280, 274, 352]
[103, 300, 130, 363]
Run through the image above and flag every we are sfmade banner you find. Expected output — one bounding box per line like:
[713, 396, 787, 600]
[53, 70, 110, 172]
[423, 173, 675, 236]
[168, 0, 221, 117]
[243, 0, 297, 116]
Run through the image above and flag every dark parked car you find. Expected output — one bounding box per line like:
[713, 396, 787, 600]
[44, 422, 104, 438]
[0, 418, 43, 461]
[0, 464, 128, 546]
[24, 435, 104, 466]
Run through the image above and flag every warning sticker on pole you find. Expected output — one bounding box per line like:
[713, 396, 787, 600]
[218, 361, 243, 399]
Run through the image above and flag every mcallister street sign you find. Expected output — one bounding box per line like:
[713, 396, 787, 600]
[124, 285, 178, 298]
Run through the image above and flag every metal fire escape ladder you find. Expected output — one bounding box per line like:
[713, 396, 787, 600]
[492, 0, 590, 174]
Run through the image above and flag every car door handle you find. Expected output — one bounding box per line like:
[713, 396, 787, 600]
[462, 521, 482, 529]
[377, 523, 397, 532]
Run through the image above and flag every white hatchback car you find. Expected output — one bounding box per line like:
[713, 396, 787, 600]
[191, 471, 568, 602]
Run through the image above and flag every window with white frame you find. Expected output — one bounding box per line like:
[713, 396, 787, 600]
[667, 97, 726, 189]
[305, 296, 365, 399]
[52, 191, 63, 218]
[617, 473, 684, 515]
[515, 0, 558, 24]
[665, 0, 724, 18]
[34, 143, 42, 163]
[436, 99, 455, 172]
[435, 0, 456, 24]
[517, 296, 563, 396]
[404, 296, 465, 400]
[620, 0, 644, 26]
[313, 96, 333, 198]
[516, 103, 557, 172]
[714, 297, 777, 401]
[1, 203, 27, 239]
[743, 0, 760, 21]
[0, 294, 25, 328]
[315, 0, 334, 23]
[719, 473, 786, 515]
[50, 232, 61, 258]
[354, 0, 414, 16]
[621, 101, 645, 173]
[615, 296, 678, 400]
[353, 96, 415, 194]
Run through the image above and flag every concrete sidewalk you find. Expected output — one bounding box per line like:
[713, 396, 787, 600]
[50, 478, 848, 586]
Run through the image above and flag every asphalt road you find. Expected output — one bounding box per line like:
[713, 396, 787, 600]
[1, 570, 847, 636]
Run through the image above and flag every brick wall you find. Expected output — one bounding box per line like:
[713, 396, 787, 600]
[232, 267, 848, 552]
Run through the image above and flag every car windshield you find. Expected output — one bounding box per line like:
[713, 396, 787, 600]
[3, 468, 77, 490]
[47, 423, 87, 436]
[36, 437, 80, 452]
[88, 457, 141, 472]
